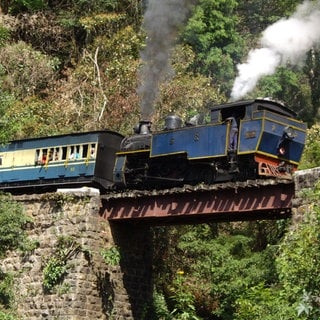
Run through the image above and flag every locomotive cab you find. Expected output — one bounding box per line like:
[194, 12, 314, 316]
[221, 98, 306, 178]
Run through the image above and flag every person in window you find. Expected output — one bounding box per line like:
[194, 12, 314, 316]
[226, 116, 239, 173]
[226, 116, 238, 151]
[42, 152, 47, 165]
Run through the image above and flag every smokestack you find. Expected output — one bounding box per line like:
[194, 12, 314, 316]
[137, 0, 196, 120]
[230, 0, 320, 101]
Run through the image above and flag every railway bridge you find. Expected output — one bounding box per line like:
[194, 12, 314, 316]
[6, 168, 318, 320]
[101, 178, 295, 225]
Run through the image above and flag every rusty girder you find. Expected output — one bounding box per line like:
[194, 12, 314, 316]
[100, 179, 294, 224]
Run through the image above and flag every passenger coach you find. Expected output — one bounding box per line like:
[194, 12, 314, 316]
[0, 131, 123, 192]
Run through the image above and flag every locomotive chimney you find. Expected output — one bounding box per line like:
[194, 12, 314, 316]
[134, 120, 152, 135]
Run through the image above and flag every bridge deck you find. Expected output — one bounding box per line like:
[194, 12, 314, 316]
[100, 179, 294, 224]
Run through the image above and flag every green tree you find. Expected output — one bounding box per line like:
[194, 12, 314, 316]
[235, 183, 320, 320]
[152, 223, 281, 319]
[248, 67, 313, 123]
[299, 124, 320, 170]
[276, 188, 320, 319]
[305, 49, 320, 123]
[182, 0, 244, 93]
[236, 0, 301, 36]
[0, 41, 59, 98]
[0, 193, 32, 318]
[0, 193, 31, 255]
[8, 0, 46, 13]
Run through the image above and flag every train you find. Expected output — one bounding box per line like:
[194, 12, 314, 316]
[0, 98, 307, 193]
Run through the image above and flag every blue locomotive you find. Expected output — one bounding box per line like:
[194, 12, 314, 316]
[113, 98, 307, 188]
[0, 131, 123, 192]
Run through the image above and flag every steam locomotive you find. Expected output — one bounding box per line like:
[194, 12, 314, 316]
[0, 98, 307, 192]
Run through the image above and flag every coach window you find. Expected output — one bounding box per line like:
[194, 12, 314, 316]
[90, 144, 96, 158]
[53, 147, 60, 161]
[48, 149, 54, 161]
[62, 146, 67, 160]
[36, 149, 40, 164]
[69, 146, 75, 159]
[82, 144, 89, 158]
[0, 156, 2, 165]
[75, 145, 81, 159]
[42, 149, 48, 164]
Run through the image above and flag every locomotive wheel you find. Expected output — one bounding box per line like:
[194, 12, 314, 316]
[186, 164, 216, 185]
[198, 165, 216, 184]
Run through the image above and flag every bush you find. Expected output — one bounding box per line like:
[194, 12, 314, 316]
[0, 193, 31, 256]
[299, 124, 320, 169]
[0, 41, 59, 98]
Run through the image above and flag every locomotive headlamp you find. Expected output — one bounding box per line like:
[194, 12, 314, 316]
[283, 126, 296, 139]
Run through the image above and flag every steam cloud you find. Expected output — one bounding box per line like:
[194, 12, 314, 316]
[230, 0, 320, 101]
[138, 0, 195, 120]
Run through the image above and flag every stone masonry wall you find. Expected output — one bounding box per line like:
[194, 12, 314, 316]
[0, 191, 153, 320]
[292, 167, 320, 224]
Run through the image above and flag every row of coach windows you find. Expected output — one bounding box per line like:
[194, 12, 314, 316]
[36, 143, 96, 165]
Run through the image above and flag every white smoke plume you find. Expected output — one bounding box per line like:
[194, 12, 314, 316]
[230, 0, 320, 101]
[137, 0, 195, 120]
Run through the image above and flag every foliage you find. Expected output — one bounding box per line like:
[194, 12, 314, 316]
[153, 290, 171, 320]
[249, 67, 313, 122]
[0, 194, 32, 315]
[8, 0, 47, 13]
[276, 198, 320, 319]
[168, 273, 201, 320]
[233, 284, 296, 320]
[183, 0, 244, 92]
[42, 257, 68, 292]
[236, 0, 301, 35]
[0, 311, 18, 320]
[45, 24, 142, 135]
[50, 0, 134, 14]
[0, 92, 20, 143]
[0, 41, 59, 98]
[4, 96, 60, 139]
[0, 270, 14, 309]
[0, 25, 10, 48]
[305, 49, 320, 123]
[79, 13, 127, 37]
[152, 223, 282, 319]
[12, 12, 77, 65]
[234, 182, 320, 320]
[0, 193, 31, 256]
[152, 44, 225, 129]
[299, 124, 320, 169]
[42, 236, 81, 292]
[100, 246, 121, 266]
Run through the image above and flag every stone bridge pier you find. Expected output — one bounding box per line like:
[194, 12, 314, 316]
[110, 223, 154, 319]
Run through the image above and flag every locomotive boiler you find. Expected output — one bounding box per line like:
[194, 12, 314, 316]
[113, 98, 307, 189]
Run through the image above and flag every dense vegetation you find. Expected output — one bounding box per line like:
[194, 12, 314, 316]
[0, 0, 320, 319]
